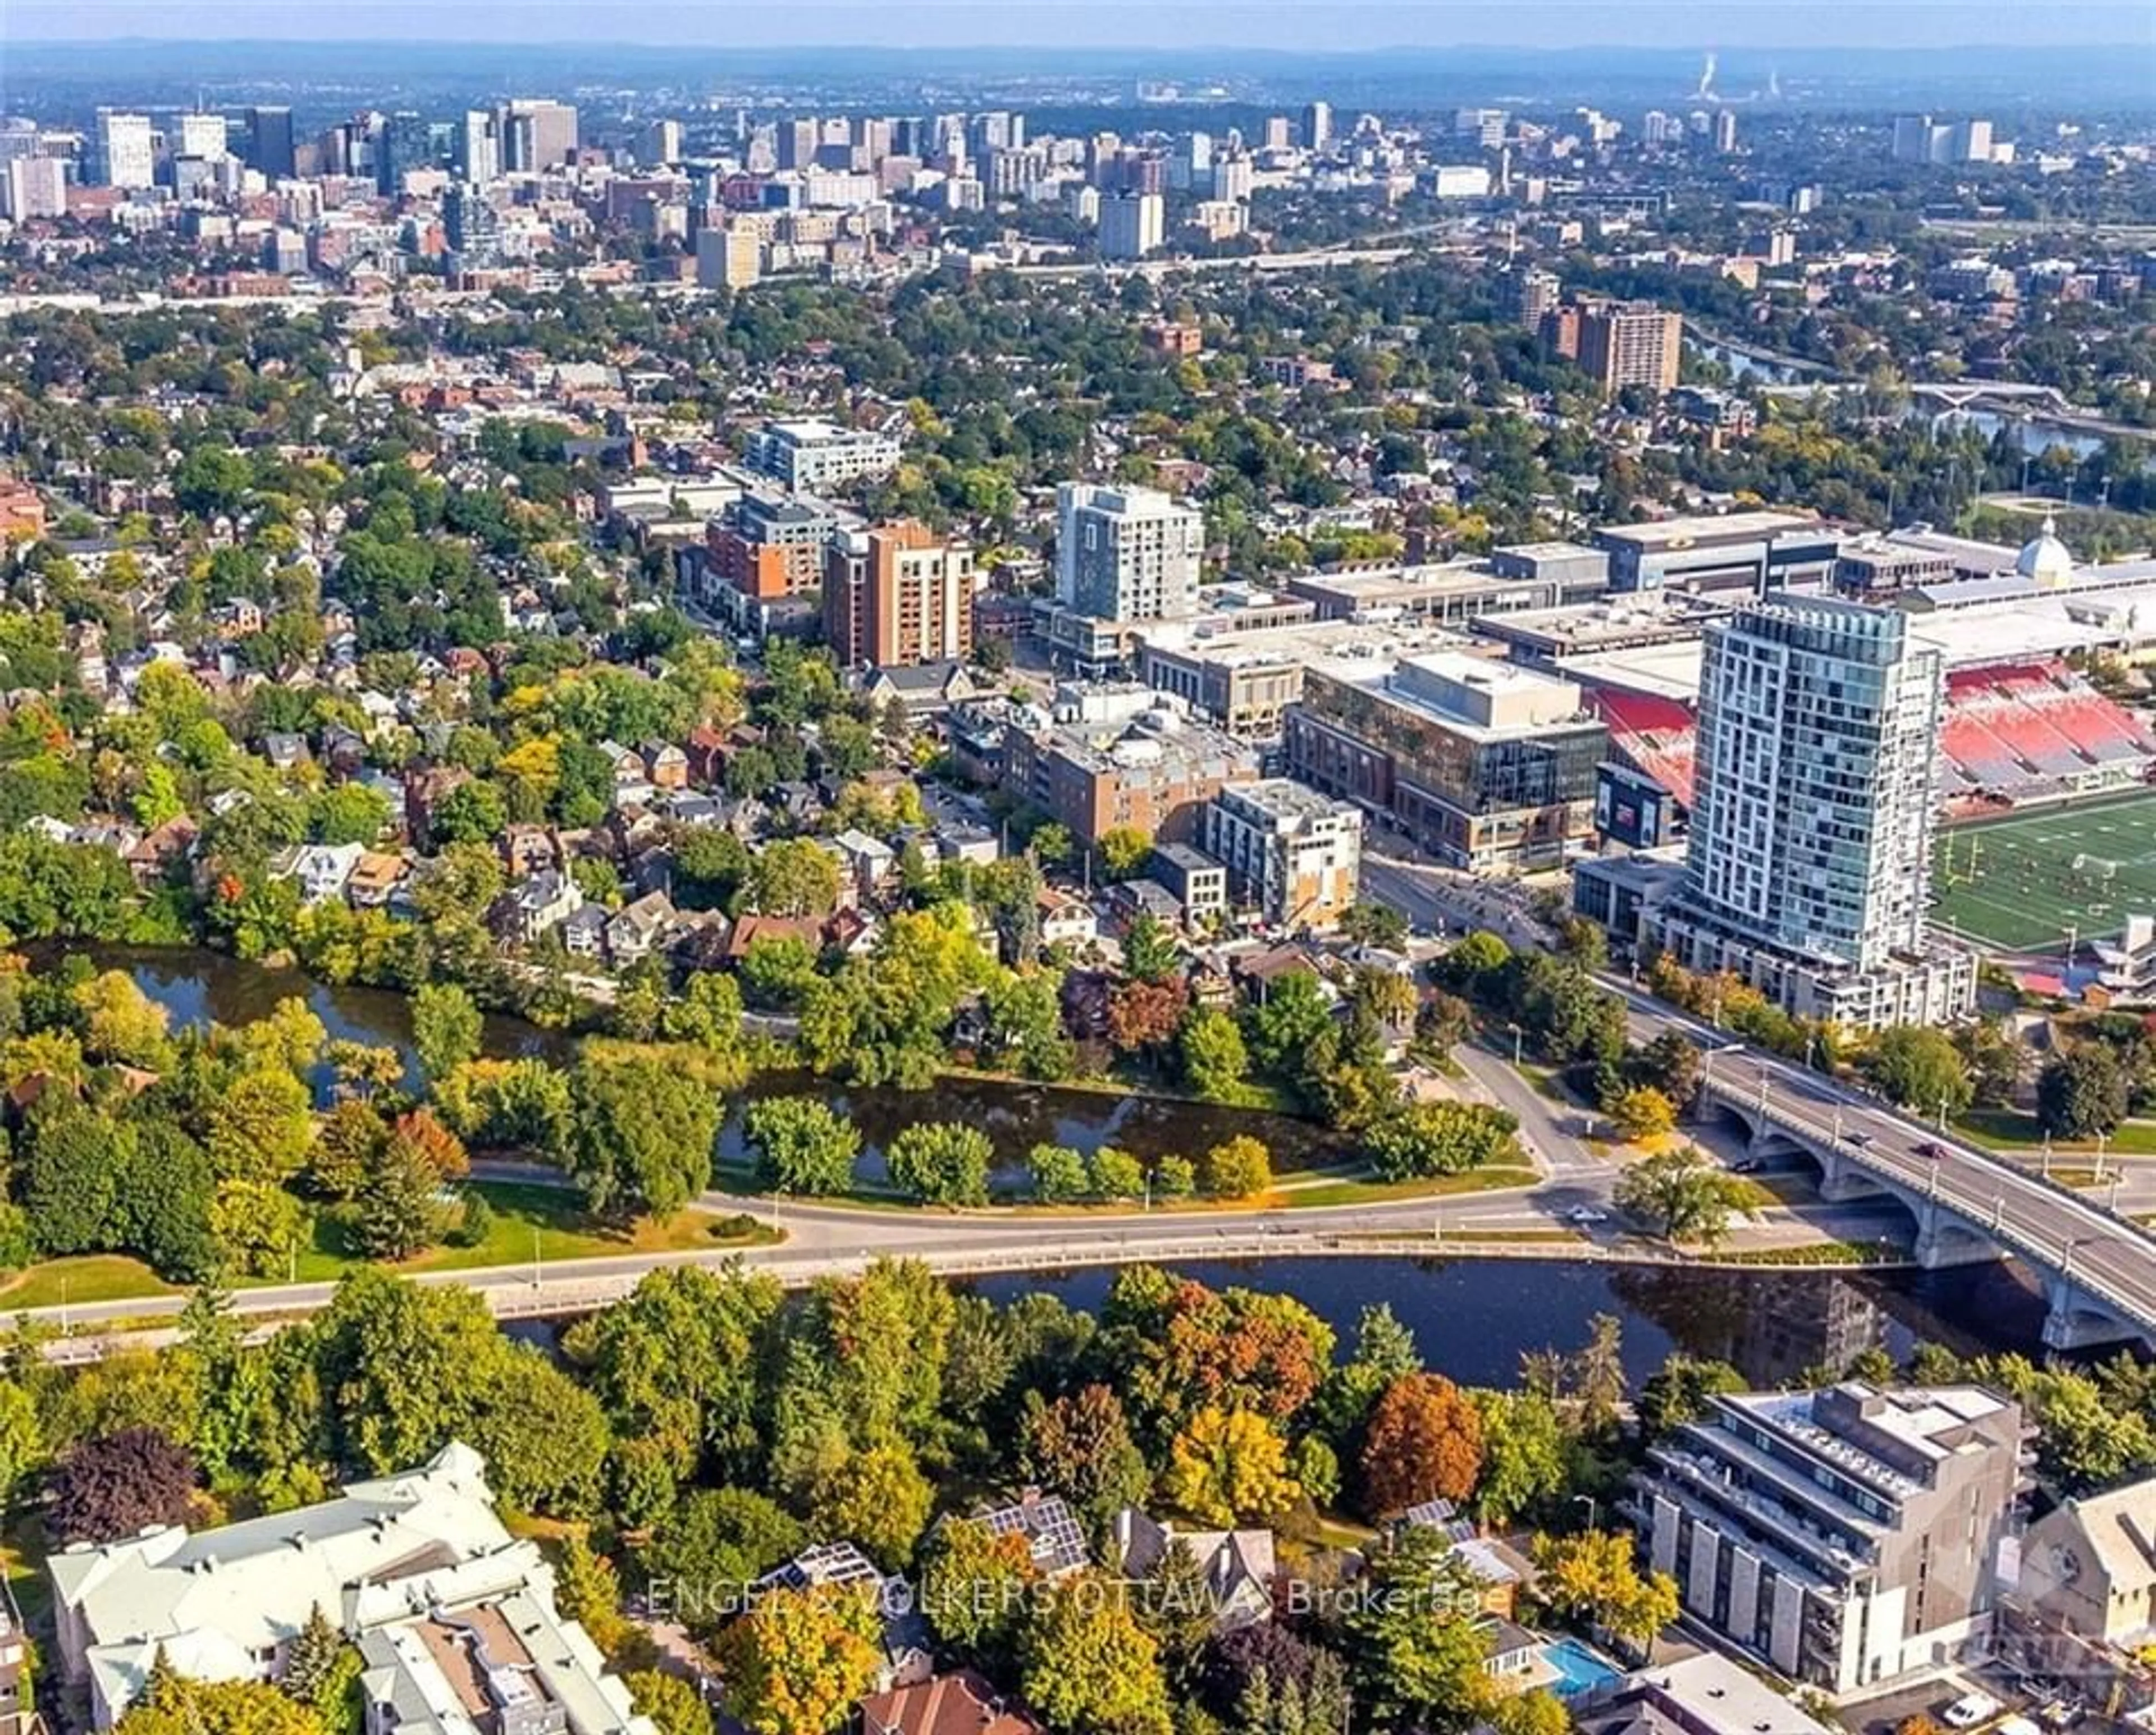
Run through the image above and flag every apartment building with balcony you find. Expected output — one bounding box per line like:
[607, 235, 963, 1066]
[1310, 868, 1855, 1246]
[1629, 1382, 2027, 1693]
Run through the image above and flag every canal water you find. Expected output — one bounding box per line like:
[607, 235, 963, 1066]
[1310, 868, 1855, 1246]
[89, 946, 2066, 1383]
[92, 945, 1344, 1176]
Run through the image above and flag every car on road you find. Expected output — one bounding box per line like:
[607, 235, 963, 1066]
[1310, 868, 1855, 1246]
[1565, 1206, 1609, 1225]
[1846, 1130, 1873, 1146]
[1916, 1140, 1951, 1161]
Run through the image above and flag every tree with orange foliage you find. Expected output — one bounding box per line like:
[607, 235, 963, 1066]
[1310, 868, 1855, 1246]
[1358, 1372, 1485, 1521]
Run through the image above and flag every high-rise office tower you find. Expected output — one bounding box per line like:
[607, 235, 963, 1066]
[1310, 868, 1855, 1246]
[1262, 115, 1292, 151]
[1, 155, 65, 219]
[500, 99, 578, 171]
[175, 112, 228, 162]
[776, 117, 819, 170]
[1712, 109, 1739, 153]
[93, 111, 156, 189]
[1055, 482, 1204, 623]
[377, 111, 429, 194]
[246, 106, 295, 178]
[1170, 131, 1212, 190]
[1300, 100, 1332, 151]
[823, 522, 977, 669]
[1577, 301, 1683, 396]
[1098, 190, 1164, 260]
[637, 118, 682, 166]
[455, 112, 499, 184]
[1682, 598, 1942, 974]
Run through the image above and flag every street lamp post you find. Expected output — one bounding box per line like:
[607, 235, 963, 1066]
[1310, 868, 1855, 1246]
[1574, 1493, 1600, 1532]
[1928, 1156, 1941, 1200]
[2041, 1131, 2053, 1179]
[2094, 1132, 2109, 1184]
[1510, 1022, 1523, 1066]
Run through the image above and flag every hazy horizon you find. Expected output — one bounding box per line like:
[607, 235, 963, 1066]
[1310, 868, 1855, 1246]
[4, 0, 2150, 51]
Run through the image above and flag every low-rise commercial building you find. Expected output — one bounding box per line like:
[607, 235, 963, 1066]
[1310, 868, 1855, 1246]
[1285, 649, 1606, 872]
[1003, 708, 1259, 849]
[1597, 511, 1839, 597]
[1203, 779, 1364, 930]
[1629, 1383, 2026, 1692]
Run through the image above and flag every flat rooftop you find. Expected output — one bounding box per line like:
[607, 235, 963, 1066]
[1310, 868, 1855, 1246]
[1290, 560, 1528, 598]
[1597, 509, 1825, 549]
[1559, 640, 1707, 703]
[1140, 616, 1469, 671]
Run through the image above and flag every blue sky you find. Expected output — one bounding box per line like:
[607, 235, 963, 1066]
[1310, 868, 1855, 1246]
[4, 0, 2149, 47]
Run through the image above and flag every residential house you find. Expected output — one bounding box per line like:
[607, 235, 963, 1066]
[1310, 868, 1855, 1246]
[500, 870, 584, 945]
[723, 913, 824, 964]
[684, 724, 730, 788]
[321, 725, 368, 777]
[503, 825, 559, 878]
[640, 740, 688, 790]
[1112, 1508, 1276, 1631]
[404, 766, 472, 851]
[832, 829, 898, 905]
[753, 1544, 931, 1693]
[935, 823, 1000, 867]
[273, 842, 366, 906]
[970, 1490, 1089, 1581]
[862, 660, 978, 721]
[344, 851, 410, 911]
[606, 892, 678, 965]
[595, 740, 647, 788]
[1038, 891, 1099, 952]
[561, 905, 610, 959]
[125, 817, 198, 887]
[262, 730, 309, 771]
[857, 1671, 1047, 1735]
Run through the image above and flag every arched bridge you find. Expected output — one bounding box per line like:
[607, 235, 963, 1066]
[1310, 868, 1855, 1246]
[1699, 1056, 2156, 1352]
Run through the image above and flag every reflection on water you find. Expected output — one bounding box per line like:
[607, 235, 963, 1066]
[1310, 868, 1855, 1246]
[967, 1256, 2051, 1390]
[90, 946, 1345, 1174]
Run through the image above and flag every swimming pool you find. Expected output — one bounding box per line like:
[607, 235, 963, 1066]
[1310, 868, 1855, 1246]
[1541, 1637, 1622, 1696]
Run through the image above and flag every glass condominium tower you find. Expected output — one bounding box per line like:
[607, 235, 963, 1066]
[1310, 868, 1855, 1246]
[1682, 597, 1943, 973]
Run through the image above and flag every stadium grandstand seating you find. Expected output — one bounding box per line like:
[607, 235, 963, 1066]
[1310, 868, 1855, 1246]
[1581, 662, 2153, 817]
[1939, 662, 2156, 798]
[1591, 689, 1698, 808]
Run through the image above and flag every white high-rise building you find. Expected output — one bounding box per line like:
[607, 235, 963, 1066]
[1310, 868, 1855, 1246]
[1099, 190, 1163, 260]
[1649, 596, 1974, 1026]
[500, 99, 578, 171]
[175, 112, 228, 161]
[455, 111, 500, 184]
[1055, 482, 1205, 624]
[2, 156, 65, 219]
[94, 111, 155, 189]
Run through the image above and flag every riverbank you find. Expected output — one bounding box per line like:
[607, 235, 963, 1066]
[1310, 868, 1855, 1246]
[0, 1180, 773, 1313]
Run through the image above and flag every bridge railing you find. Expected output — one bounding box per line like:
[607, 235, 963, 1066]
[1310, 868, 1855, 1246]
[1710, 1075, 2156, 1244]
[1711, 1082, 2156, 1327]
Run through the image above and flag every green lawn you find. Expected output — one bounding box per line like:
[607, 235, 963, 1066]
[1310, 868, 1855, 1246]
[1933, 790, 2156, 953]
[1955, 1107, 2156, 1156]
[0, 1183, 773, 1314]
[1271, 1166, 1543, 1210]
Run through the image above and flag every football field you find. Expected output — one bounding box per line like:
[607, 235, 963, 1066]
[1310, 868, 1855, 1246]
[1931, 789, 2156, 954]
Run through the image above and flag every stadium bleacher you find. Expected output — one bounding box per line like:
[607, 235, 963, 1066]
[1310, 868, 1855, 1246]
[1939, 662, 2156, 798]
